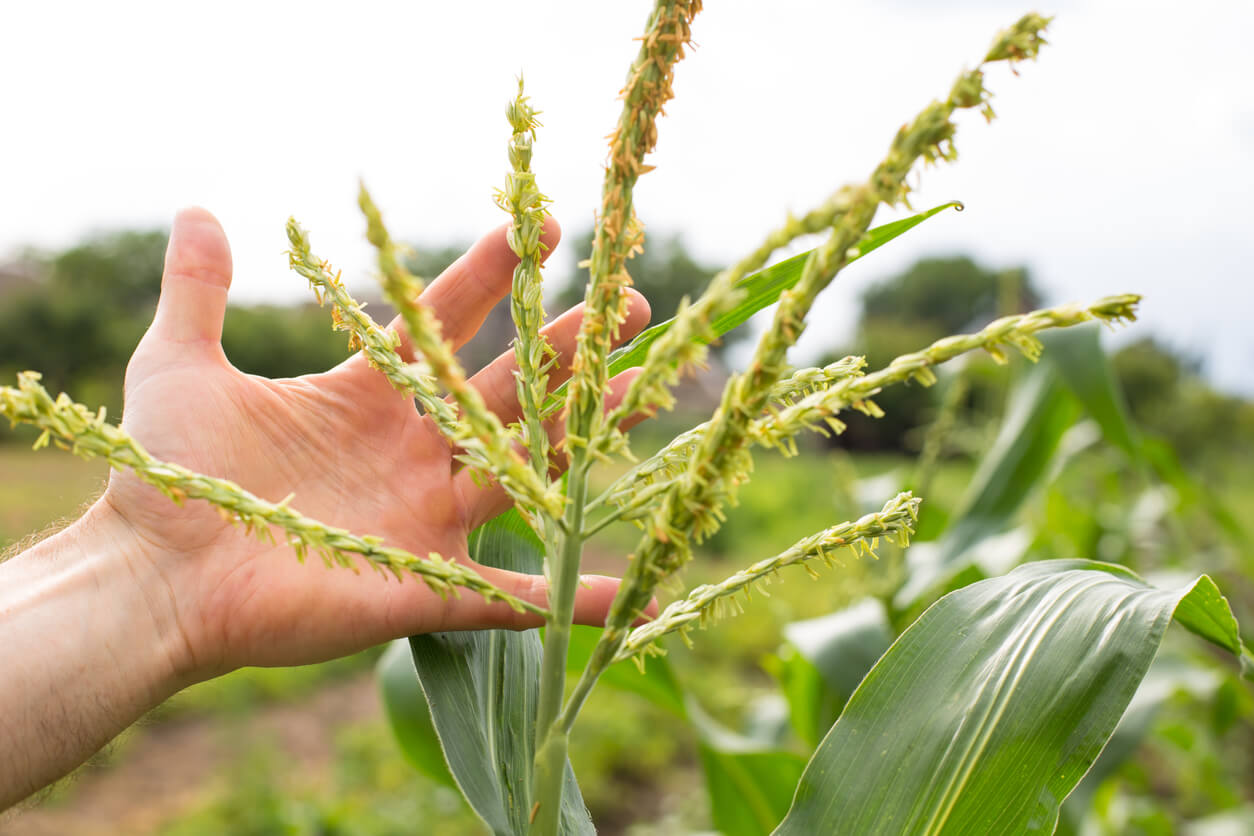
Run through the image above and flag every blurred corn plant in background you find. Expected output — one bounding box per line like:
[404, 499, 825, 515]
[4, 4, 1252, 835]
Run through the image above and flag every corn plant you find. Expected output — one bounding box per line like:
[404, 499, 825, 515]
[4, 6, 1251, 835]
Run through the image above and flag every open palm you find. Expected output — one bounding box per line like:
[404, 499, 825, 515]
[104, 208, 648, 679]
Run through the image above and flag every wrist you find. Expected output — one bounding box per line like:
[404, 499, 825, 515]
[90, 496, 208, 690]
[7, 497, 201, 700]
[0, 498, 199, 805]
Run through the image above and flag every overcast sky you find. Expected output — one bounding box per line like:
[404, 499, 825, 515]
[3, 0, 1251, 393]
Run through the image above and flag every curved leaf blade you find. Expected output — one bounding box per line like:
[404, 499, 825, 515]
[784, 599, 894, 704]
[689, 698, 808, 836]
[700, 746, 808, 836]
[1058, 654, 1223, 833]
[408, 511, 593, 835]
[377, 639, 457, 789]
[896, 365, 1078, 611]
[1142, 435, 1251, 559]
[776, 559, 1247, 836]
[763, 649, 833, 751]
[1039, 326, 1251, 563]
[1040, 324, 1141, 460]
[767, 600, 895, 748]
[545, 201, 962, 411]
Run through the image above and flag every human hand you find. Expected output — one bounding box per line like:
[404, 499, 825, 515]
[102, 208, 650, 681]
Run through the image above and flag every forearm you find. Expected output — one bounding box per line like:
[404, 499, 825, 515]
[0, 499, 192, 809]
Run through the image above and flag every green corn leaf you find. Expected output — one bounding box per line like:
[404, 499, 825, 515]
[1036, 324, 1250, 564]
[895, 365, 1078, 612]
[1057, 654, 1224, 834]
[569, 626, 807, 833]
[376, 639, 457, 789]
[1142, 436, 1251, 558]
[406, 511, 593, 836]
[766, 599, 894, 748]
[545, 201, 962, 412]
[775, 559, 1249, 836]
[700, 746, 808, 836]
[785, 599, 894, 706]
[688, 698, 808, 836]
[1040, 324, 1140, 460]
[762, 649, 833, 752]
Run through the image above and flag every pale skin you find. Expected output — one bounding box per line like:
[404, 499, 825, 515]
[0, 208, 651, 809]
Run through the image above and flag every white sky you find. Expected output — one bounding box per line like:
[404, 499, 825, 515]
[3, 0, 1252, 393]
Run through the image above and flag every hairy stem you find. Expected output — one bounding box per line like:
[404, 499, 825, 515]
[528, 453, 588, 836]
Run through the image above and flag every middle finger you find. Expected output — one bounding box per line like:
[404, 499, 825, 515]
[467, 289, 652, 426]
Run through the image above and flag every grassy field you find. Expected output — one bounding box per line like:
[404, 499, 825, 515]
[0, 445, 109, 549]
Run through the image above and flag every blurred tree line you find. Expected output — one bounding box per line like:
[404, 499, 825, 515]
[829, 256, 1040, 453]
[827, 255, 1254, 464]
[2, 225, 1249, 463]
[0, 230, 351, 421]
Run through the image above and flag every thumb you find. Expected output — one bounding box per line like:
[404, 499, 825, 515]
[151, 207, 233, 347]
